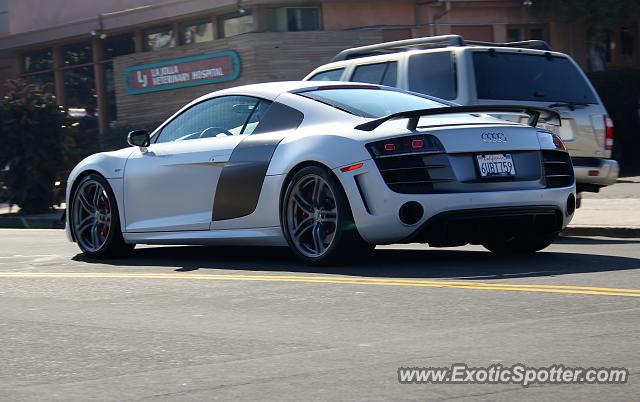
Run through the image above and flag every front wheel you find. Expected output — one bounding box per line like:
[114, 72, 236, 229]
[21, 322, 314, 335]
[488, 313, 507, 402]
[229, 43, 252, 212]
[482, 233, 558, 254]
[70, 174, 133, 258]
[281, 166, 372, 265]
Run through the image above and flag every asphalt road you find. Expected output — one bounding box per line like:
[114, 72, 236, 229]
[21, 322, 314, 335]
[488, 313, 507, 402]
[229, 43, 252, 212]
[0, 229, 638, 401]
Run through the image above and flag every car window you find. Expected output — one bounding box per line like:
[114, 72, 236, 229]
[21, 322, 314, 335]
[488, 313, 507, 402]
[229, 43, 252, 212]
[408, 51, 457, 100]
[308, 68, 344, 81]
[252, 102, 304, 134]
[298, 88, 447, 118]
[242, 100, 273, 135]
[350, 62, 397, 86]
[380, 62, 397, 86]
[473, 52, 598, 104]
[154, 96, 263, 143]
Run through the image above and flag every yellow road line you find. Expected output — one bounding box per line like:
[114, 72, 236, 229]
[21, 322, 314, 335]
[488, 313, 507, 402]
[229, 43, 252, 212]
[0, 272, 639, 297]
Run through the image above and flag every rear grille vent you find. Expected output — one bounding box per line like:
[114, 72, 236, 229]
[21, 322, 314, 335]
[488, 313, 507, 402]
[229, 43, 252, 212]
[374, 155, 453, 194]
[542, 150, 574, 188]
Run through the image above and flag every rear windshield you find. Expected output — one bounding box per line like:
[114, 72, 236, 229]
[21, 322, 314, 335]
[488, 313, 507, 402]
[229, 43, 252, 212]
[473, 52, 598, 104]
[298, 88, 447, 118]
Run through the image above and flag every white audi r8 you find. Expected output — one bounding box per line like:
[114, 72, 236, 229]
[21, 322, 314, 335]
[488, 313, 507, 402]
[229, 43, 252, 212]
[66, 81, 576, 264]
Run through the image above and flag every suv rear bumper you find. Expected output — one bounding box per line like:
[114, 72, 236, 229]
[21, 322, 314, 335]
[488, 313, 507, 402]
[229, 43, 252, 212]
[573, 158, 619, 187]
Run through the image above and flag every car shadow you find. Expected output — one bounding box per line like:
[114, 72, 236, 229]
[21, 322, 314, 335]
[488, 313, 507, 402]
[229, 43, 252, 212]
[556, 236, 640, 245]
[73, 236, 640, 281]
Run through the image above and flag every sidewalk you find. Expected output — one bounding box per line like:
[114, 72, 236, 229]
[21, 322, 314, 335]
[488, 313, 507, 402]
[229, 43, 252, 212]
[0, 203, 65, 229]
[563, 176, 640, 237]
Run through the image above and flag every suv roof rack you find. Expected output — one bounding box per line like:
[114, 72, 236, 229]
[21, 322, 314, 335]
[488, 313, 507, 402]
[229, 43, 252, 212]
[331, 35, 552, 61]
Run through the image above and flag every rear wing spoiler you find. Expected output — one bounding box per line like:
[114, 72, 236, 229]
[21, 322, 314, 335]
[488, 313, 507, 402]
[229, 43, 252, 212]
[354, 105, 561, 132]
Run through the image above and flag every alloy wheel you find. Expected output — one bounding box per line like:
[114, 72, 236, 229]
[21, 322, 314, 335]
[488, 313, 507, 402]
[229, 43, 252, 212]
[286, 174, 338, 258]
[72, 179, 112, 252]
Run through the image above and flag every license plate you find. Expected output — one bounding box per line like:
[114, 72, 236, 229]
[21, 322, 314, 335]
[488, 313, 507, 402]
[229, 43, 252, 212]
[476, 154, 516, 177]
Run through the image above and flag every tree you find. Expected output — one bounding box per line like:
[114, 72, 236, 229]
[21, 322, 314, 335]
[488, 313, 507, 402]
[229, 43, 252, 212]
[531, 0, 640, 71]
[0, 80, 75, 214]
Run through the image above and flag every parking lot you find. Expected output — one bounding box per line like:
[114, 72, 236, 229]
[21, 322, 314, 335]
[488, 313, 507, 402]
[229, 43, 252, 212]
[0, 229, 638, 401]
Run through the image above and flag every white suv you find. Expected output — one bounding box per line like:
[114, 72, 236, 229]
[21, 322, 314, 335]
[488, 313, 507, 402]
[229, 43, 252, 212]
[304, 35, 618, 200]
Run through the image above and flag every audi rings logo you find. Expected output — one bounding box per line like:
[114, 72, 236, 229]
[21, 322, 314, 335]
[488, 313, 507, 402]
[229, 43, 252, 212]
[481, 132, 507, 143]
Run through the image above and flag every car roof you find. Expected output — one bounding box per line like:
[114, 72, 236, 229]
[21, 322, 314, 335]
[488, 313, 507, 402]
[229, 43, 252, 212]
[209, 80, 383, 98]
[306, 46, 569, 77]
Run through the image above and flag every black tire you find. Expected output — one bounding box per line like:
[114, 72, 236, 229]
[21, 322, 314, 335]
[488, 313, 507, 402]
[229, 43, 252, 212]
[482, 232, 558, 254]
[70, 174, 134, 258]
[281, 165, 373, 265]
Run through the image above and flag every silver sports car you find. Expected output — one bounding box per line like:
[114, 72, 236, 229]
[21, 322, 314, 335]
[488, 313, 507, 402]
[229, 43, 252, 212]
[66, 81, 576, 264]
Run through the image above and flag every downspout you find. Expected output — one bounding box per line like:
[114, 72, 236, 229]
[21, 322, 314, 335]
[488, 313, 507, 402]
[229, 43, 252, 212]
[432, 1, 452, 36]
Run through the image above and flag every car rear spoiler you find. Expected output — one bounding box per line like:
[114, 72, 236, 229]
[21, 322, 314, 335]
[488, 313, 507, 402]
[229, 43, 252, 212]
[354, 105, 561, 131]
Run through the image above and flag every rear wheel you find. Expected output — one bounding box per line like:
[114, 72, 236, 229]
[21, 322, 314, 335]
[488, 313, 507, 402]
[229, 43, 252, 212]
[281, 166, 372, 265]
[482, 232, 558, 254]
[70, 174, 133, 258]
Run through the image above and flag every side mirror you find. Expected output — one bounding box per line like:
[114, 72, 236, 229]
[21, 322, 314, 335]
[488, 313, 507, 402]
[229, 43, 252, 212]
[127, 130, 150, 148]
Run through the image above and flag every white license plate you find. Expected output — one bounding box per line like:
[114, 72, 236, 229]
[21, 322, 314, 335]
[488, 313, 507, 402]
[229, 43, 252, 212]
[476, 154, 516, 177]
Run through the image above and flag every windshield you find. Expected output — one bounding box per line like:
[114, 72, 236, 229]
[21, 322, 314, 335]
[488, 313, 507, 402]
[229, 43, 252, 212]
[473, 52, 598, 104]
[298, 88, 448, 118]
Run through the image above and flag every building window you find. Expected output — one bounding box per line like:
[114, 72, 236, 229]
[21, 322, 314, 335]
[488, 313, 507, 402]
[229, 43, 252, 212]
[24, 72, 55, 92]
[144, 26, 176, 51]
[63, 65, 96, 111]
[104, 63, 118, 123]
[23, 49, 55, 92]
[268, 6, 321, 32]
[219, 13, 254, 38]
[182, 20, 214, 45]
[63, 42, 93, 66]
[24, 49, 53, 73]
[102, 33, 135, 60]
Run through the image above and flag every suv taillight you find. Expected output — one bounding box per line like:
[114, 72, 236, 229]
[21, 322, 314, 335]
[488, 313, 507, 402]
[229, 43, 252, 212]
[604, 116, 614, 150]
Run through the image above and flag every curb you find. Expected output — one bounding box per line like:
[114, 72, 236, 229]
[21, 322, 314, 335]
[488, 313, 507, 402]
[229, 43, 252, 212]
[0, 215, 65, 229]
[562, 226, 640, 239]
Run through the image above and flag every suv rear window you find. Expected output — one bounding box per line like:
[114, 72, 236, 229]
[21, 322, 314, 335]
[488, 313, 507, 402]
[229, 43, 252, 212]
[473, 52, 598, 104]
[298, 88, 447, 118]
[408, 51, 457, 100]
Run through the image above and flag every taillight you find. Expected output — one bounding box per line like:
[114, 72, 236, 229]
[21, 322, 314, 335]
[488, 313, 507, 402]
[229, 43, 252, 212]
[604, 116, 614, 150]
[537, 131, 566, 151]
[366, 134, 444, 158]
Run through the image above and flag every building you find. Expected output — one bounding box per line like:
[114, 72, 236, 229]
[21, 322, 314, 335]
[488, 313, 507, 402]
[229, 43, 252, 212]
[0, 0, 7, 37]
[0, 0, 638, 135]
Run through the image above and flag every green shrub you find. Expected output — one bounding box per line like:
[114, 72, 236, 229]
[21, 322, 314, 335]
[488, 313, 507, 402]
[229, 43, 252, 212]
[0, 80, 75, 214]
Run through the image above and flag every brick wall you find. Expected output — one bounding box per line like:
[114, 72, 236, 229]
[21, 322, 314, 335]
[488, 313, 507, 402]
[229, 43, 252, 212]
[113, 31, 383, 126]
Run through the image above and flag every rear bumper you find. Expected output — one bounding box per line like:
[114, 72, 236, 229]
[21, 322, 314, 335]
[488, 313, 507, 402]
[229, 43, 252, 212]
[573, 158, 619, 187]
[335, 159, 575, 244]
[407, 206, 563, 247]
